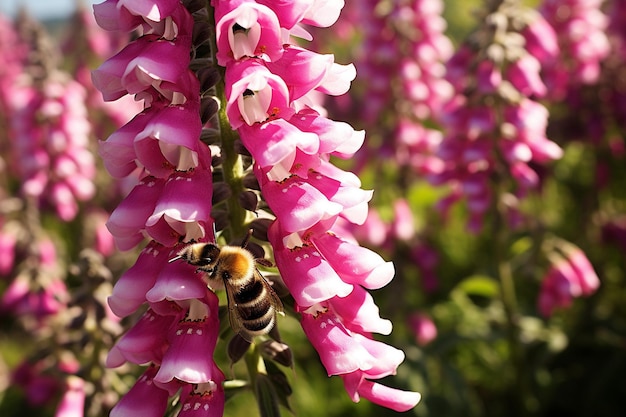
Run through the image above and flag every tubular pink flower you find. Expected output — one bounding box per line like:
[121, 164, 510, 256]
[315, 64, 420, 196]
[91, 34, 192, 101]
[0, 231, 17, 275]
[342, 373, 421, 413]
[391, 199, 415, 241]
[215, 2, 283, 65]
[409, 313, 438, 346]
[93, 0, 144, 32]
[566, 247, 600, 295]
[153, 294, 220, 385]
[107, 309, 177, 367]
[269, 223, 353, 307]
[54, 377, 85, 417]
[225, 59, 293, 128]
[309, 232, 395, 290]
[506, 54, 547, 97]
[177, 370, 225, 417]
[288, 108, 365, 156]
[260, 173, 343, 233]
[538, 261, 580, 317]
[106, 176, 165, 250]
[145, 170, 213, 246]
[503, 99, 563, 163]
[510, 161, 539, 189]
[133, 104, 205, 176]
[328, 286, 392, 335]
[110, 366, 170, 417]
[98, 111, 147, 177]
[300, 305, 404, 377]
[539, 0, 610, 96]
[145, 260, 209, 305]
[521, 12, 559, 63]
[475, 60, 501, 94]
[300, 0, 345, 27]
[266, 45, 356, 101]
[237, 119, 319, 168]
[254, 0, 313, 29]
[108, 242, 170, 317]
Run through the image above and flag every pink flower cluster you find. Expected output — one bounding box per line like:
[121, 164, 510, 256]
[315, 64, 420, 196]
[7, 74, 95, 221]
[216, 0, 420, 411]
[538, 244, 600, 317]
[0, 238, 69, 322]
[92, 1, 223, 416]
[429, 7, 563, 231]
[539, 0, 610, 98]
[353, 0, 452, 174]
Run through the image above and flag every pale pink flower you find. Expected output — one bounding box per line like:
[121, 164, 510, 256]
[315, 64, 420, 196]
[0, 230, 17, 276]
[8, 76, 95, 221]
[54, 377, 85, 417]
[538, 246, 600, 317]
[539, 0, 610, 97]
[409, 313, 438, 346]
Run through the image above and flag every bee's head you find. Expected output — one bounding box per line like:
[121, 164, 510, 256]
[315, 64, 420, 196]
[170, 243, 221, 272]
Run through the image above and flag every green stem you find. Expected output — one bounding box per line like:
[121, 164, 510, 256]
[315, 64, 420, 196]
[244, 342, 265, 381]
[209, 5, 249, 242]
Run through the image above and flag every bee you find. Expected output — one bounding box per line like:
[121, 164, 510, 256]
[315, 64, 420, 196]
[169, 231, 283, 342]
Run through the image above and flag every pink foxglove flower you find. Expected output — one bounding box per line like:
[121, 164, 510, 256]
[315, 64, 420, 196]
[538, 244, 600, 317]
[95, 0, 419, 414]
[430, 2, 563, 231]
[8, 75, 95, 221]
[409, 313, 437, 346]
[539, 0, 610, 98]
[109, 366, 170, 417]
[54, 377, 85, 417]
[217, 0, 420, 410]
[93, 2, 220, 416]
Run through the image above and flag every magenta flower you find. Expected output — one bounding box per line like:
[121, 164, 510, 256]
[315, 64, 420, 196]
[215, 1, 283, 65]
[342, 372, 422, 413]
[107, 309, 177, 367]
[154, 296, 220, 385]
[539, 0, 610, 96]
[538, 244, 600, 317]
[0, 230, 17, 276]
[429, 2, 564, 231]
[110, 366, 170, 417]
[177, 372, 225, 417]
[409, 313, 438, 346]
[8, 76, 95, 221]
[225, 59, 293, 128]
[54, 377, 85, 417]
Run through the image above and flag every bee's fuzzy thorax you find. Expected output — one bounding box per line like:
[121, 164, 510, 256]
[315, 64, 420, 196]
[218, 246, 255, 283]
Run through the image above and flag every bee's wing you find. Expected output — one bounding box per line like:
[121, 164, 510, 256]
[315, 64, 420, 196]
[223, 279, 248, 342]
[257, 269, 284, 315]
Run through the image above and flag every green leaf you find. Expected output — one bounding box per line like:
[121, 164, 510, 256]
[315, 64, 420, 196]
[455, 275, 498, 298]
[264, 360, 293, 412]
[255, 374, 281, 417]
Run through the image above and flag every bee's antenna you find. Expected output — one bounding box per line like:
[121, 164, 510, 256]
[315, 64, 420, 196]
[211, 221, 217, 243]
[241, 228, 254, 248]
[168, 255, 183, 263]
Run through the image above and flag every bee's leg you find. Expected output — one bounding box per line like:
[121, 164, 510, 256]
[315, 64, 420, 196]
[240, 228, 254, 248]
